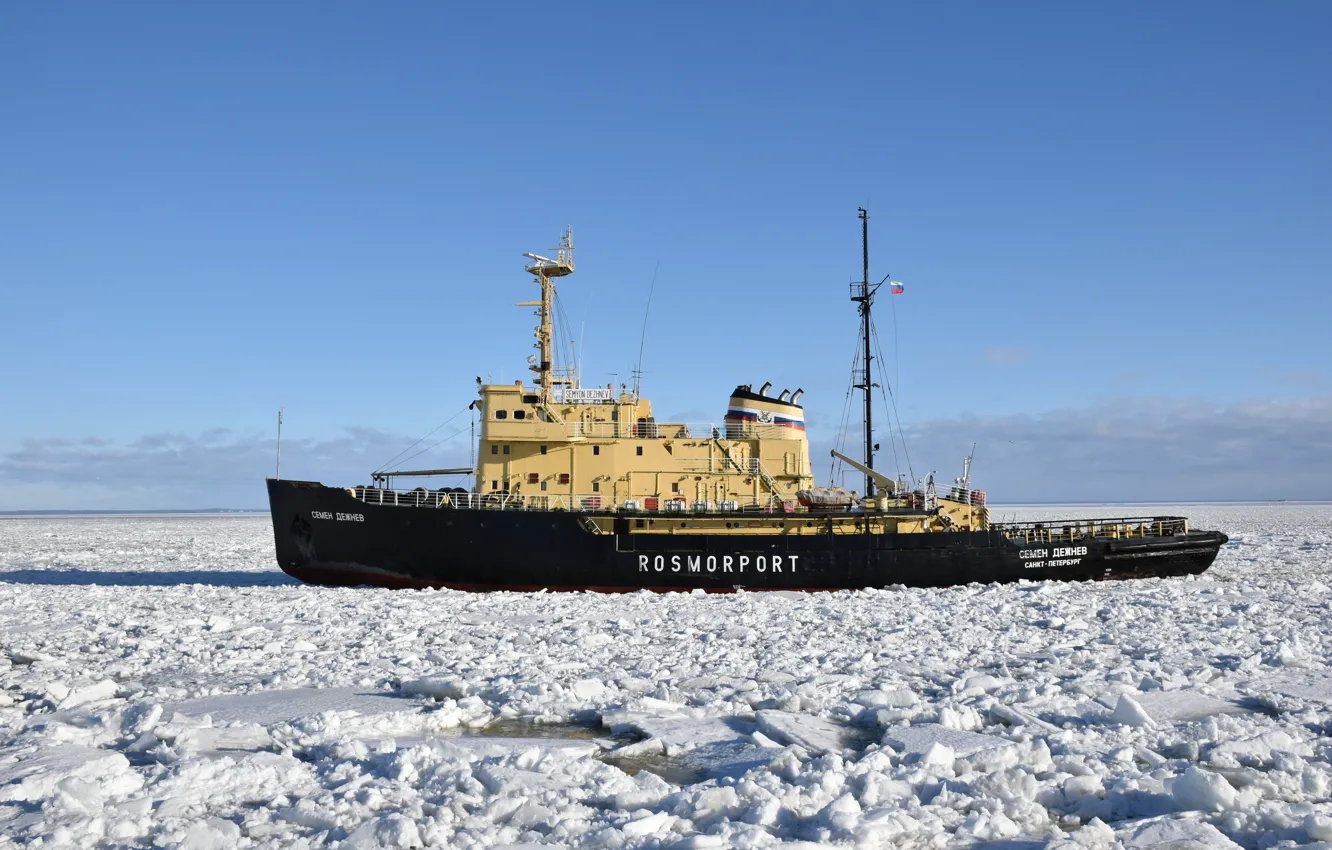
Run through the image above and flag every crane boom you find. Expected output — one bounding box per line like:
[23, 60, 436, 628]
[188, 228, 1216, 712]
[830, 449, 897, 495]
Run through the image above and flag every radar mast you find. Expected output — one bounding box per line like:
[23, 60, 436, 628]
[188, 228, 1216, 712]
[519, 227, 575, 404]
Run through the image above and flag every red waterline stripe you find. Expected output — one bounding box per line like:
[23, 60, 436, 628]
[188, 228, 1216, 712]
[281, 565, 851, 593]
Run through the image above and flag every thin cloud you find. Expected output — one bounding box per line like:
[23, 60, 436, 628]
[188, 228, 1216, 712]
[817, 395, 1331, 502]
[985, 347, 1028, 367]
[2, 396, 1328, 509]
[0, 428, 471, 511]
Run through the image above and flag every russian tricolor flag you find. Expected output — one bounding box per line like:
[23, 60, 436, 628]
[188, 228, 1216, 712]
[890, 281, 905, 294]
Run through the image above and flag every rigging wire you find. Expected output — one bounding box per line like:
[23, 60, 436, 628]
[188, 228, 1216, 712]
[868, 325, 903, 483]
[389, 423, 473, 472]
[830, 335, 862, 487]
[888, 273, 901, 394]
[553, 290, 576, 384]
[374, 407, 470, 474]
[633, 260, 661, 398]
[870, 318, 916, 485]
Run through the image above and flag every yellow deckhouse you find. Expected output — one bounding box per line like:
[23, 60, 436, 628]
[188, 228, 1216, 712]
[474, 230, 814, 511]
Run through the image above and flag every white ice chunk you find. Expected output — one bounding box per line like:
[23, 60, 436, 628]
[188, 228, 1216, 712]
[881, 723, 1012, 758]
[1129, 690, 1245, 724]
[398, 677, 469, 700]
[622, 810, 675, 837]
[612, 712, 746, 753]
[59, 679, 119, 709]
[957, 674, 1007, 696]
[856, 687, 917, 708]
[52, 776, 103, 815]
[179, 817, 243, 850]
[1112, 694, 1154, 728]
[343, 813, 423, 849]
[921, 741, 955, 768]
[0, 745, 142, 803]
[1263, 670, 1332, 703]
[1119, 814, 1242, 848]
[571, 678, 607, 700]
[1168, 766, 1237, 812]
[436, 737, 600, 759]
[1307, 813, 1332, 841]
[755, 710, 854, 755]
[1207, 730, 1308, 767]
[818, 792, 862, 832]
[170, 687, 412, 725]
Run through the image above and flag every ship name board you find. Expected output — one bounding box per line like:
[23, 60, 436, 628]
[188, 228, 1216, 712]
[1019, 546, 1087, 560]
[311, 511, 365, 522]
[638, 554, 798, 573]
[1020, 545, 1087, 569]
[562, 388, 614, 402]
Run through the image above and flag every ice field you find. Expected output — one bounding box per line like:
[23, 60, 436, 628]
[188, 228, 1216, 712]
[1, 504, 1330, 848]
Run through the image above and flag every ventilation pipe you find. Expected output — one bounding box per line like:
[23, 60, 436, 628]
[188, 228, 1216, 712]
[777, 389, 791, 402]
[791, 388, 804, 405]
[758, 381, 772, 397]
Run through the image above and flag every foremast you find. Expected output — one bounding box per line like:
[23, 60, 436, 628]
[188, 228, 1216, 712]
[851, 208, 879, 499]
[519, 228, 575, 405]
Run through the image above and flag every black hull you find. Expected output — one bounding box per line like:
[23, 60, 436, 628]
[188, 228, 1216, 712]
[266, 479, 1227, 592]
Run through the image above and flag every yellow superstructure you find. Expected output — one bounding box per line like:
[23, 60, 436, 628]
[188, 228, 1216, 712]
[463, 229, 989, 534]
[476, 380, 814, 507]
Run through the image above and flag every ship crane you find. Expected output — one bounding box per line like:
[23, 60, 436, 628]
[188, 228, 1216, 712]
[830, 449, 897, 495]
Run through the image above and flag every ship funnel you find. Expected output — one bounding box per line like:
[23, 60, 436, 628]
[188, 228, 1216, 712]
[778, 389, 791, 402]
[758, 381, 772, 397]
[791, 388, 804, 405]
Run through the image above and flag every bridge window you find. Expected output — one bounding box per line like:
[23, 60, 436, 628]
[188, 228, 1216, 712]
[490, 445, 498, 455]
[514, 410, 526, 420]
[593, 446, 600, 456]
[503, 445, 510, 455]
[495, 410, 507, 420]
[540, 445, 548, 455]
[636, 446, 643, 456]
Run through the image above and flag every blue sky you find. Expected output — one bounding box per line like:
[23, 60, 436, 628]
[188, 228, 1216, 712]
[2, 2, 1329, 508]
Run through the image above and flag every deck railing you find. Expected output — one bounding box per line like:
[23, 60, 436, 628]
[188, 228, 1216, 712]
[675, 456, 774, 475]
[990, 516, 1189, 542]
[347, 490, 1188, 539]
[350, 487, 796, 513]
[561, 421, 801, 441]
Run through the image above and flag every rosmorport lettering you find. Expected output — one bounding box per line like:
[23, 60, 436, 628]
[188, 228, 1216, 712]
[638, 554, 797, 573]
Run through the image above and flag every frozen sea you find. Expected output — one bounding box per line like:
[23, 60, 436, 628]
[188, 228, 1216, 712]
[1, 504, 1330, 849]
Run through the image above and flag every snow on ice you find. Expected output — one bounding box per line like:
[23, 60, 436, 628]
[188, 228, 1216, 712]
[0, 505, 1330, 847]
